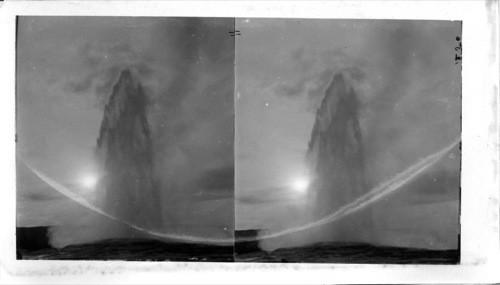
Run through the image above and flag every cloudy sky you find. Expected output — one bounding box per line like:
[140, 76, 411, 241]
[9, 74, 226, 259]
[235, 19, 461, 249]
[16, 17, 235, 244]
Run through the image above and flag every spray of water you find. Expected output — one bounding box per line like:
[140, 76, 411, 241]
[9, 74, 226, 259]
[258, 136, 460, 240]
[21, 160, 228, 244]
[20, 136, 459, 245]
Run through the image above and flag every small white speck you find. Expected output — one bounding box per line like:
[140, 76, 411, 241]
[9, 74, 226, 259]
[265, 103, 269, 107]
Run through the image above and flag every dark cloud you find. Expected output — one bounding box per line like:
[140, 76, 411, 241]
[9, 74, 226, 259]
[237, 186, 301, 206]
[305, 68, 335, 101]
[64, 35, 158, 111]
[275, 78, 308, 98]
[66, 76, 94, 93]
[93, 66, 122, 108]
[134, 62, 154, 78]
[236, 195, 268, 205]
[196, 166, 234, 192]
[21, 192, 62, 202]
[273, 47, 366, 109]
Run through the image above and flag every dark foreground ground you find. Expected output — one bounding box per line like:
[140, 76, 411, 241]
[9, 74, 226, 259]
[17, 227, 459, 263]
[20, 240, 458, 264]
[235, 241, 459, 264]
[19, 238, 234, 262]
[17, 227, 234, 262]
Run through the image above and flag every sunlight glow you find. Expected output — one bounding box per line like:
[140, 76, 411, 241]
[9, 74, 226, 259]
[292, 177, 309, 193]
[81, 174, 98, 189]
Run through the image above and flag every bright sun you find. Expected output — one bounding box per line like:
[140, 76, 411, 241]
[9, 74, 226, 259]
[81, 174, 98, 189]
[292, 177, 309, 193]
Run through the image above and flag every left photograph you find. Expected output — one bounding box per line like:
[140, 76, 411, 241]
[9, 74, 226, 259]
[16, 17, 235, 261]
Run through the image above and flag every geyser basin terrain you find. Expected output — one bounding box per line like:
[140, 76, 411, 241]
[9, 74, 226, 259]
[235, 18, 461, 262]
[16, 16, 236, 260]
[16, 17, 460, 263]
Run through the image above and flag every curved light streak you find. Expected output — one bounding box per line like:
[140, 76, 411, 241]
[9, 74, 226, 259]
[21, 136, 460, 244]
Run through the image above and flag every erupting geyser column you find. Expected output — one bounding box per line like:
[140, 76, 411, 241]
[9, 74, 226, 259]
[96, 69, 162, 230]
[307, 73, 373, 243]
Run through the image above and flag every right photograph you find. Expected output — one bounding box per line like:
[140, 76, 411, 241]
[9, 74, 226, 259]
[235, 19, 461, 264]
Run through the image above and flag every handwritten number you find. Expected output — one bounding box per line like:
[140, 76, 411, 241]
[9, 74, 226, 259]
[455, 36, 462, 65]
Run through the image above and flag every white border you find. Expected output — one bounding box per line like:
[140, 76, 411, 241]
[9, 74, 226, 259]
[0, 1, 499, 284]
